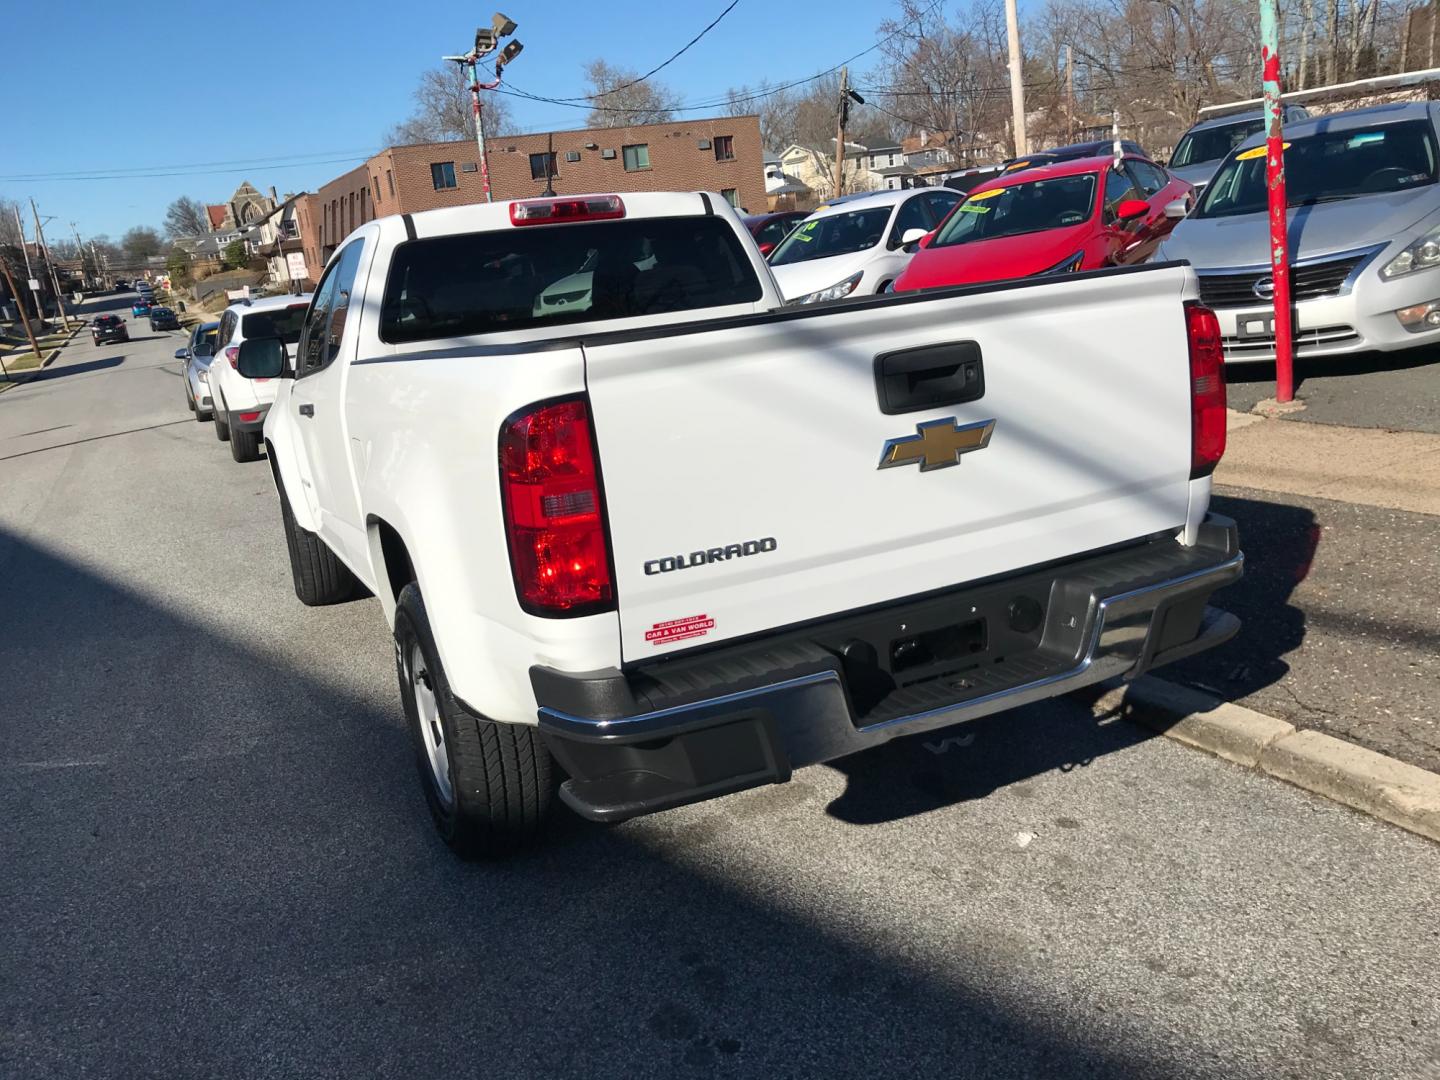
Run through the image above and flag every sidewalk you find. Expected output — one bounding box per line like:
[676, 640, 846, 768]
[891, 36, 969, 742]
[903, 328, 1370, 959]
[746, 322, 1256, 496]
[1163, 412, 1440, 774]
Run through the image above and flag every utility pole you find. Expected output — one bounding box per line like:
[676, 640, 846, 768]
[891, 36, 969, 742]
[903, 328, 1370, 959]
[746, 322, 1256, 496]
[13, 205, 40, 324]
[444, 13, 522, 205]
[1431, 0, 1437, 69]
[1005, 0, 1028, 156]
[1065, 45, 1075, 140]
[0, 258, 44, 368]
[31, 200, 72, 330]
[834, 66, 849, 199]
[1261, 0, 1296, 404]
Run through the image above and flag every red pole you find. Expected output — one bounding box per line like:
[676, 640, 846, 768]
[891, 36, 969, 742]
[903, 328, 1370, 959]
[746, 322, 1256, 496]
[1261, 2, 1295, 402]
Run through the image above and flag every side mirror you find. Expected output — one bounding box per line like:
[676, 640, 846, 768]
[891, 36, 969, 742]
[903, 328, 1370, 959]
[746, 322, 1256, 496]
[174, 348, 189, 360]
[236, 337, 289, 379]
[1163, 198, 1189, 220]
[1116, 198, 1150, 222]
[193, 343, 214, 358]
[900, 228, 929, 247]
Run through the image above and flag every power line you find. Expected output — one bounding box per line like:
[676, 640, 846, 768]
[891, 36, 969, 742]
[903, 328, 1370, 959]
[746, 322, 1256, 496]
[500, 0, 948, 116]
[0, 156, 370, 183]
[1, 149, 379, 182]
[550, 0, 742, 103]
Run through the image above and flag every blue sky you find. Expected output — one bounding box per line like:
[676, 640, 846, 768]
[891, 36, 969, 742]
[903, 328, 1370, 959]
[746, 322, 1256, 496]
[1, 0, 924, 240]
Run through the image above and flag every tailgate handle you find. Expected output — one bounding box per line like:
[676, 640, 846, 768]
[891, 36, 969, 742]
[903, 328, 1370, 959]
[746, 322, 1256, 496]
[874, 341, 985, 415]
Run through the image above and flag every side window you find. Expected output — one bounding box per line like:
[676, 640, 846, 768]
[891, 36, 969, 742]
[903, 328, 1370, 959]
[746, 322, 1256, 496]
[297, 264, 341, 377]
[889, 196, 930, 246]
[1104, 168, 1140, 222]
[1131, 160, 1168, 196]
[923, 190, 961, 226]
[321, 241, 366, 370]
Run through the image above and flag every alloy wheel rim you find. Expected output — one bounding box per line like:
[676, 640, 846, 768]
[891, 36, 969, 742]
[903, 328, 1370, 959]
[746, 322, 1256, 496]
[410, 642, 454, 807]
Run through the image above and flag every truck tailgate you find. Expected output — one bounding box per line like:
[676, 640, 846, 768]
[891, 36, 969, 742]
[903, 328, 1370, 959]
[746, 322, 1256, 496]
[584, 265, 1196, 661]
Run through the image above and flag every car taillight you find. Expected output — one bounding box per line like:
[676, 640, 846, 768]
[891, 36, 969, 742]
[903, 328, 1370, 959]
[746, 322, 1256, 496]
[509, 195, 625, 226]
[1185, 302, 1226, 478]
[499, 397, 615, 616]
[225, 346, 240, 368]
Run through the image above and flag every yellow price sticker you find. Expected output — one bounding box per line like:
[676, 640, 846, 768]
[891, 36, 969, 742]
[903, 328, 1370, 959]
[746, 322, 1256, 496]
[966, 188, 1005, 200]
[1235, 142, 1289, 161]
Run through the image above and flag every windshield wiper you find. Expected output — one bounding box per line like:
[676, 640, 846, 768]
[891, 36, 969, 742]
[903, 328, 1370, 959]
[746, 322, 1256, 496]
[1294, 194, 1359, 206]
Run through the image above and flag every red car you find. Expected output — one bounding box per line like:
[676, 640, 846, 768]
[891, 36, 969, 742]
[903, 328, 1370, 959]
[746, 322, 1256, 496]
[742, 211, 809, 257]
[892, 154, 1193, 291]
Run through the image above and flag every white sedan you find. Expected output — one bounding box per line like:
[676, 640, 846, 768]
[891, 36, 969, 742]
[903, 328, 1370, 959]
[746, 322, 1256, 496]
[768, 187, 962, 303]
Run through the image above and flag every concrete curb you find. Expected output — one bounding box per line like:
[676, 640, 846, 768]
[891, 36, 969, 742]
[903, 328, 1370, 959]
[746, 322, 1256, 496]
[1093, 675, 1440, 844]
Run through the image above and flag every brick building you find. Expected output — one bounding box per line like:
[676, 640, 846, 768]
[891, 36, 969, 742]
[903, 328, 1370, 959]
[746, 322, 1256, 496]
[297, 114, 765, 271]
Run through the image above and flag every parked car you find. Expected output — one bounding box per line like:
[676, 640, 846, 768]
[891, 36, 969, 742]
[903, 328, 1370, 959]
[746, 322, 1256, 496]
[768, 187, 963, 302]
[742, 210, 810, 256]
[893, 154, 1194, 290]
[1156, 101, 1440, 363]
[175, 320, 220, 420]
[91, 314, 129, 345]
[1000, 138, 1148, 176]
[131, 300, 152, 317]
[229, 190, 1240, 855]
[148, 306, 180, 331]
[113, 281, 131, 292]
[1166, 106, 1311, 194]
[207, 294, 312, 462]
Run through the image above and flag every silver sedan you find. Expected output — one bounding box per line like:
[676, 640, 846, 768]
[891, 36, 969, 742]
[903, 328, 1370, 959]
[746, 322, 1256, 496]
[1156, 101, 1440, 363]
[175, 320, 220, 421]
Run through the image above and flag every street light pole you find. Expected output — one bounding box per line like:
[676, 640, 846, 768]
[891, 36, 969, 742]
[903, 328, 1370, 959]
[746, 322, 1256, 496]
[32, 201, 72, 331]
[445, 14, 522, 206]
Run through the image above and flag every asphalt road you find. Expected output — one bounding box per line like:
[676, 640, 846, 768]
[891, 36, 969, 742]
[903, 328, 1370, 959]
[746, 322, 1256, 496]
[1167, 485, 1440, 774]
[4, 296, 1440, 1079]
[1226, 346, 1440, 433]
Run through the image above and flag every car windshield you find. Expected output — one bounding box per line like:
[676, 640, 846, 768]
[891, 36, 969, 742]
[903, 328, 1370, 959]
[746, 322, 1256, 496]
[242, 305, 308, 345]
[380, 215, 762, 344]
[1172, 119, 1266, 168]
[1197, 120, 1439, 218]
[931, 174, 1098, 247]
[97, 316, 119, 326]
[769, 207, 893, 265]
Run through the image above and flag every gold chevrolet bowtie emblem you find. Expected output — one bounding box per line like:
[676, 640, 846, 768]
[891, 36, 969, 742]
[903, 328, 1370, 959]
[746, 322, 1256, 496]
[878, 417, 996, 472]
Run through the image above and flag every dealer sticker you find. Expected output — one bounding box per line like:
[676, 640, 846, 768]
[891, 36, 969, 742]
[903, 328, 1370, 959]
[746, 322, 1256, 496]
[646, 614, 715, 646]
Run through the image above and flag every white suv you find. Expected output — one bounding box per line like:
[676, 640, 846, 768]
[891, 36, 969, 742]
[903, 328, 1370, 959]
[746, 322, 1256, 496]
[209, 294, 312, 462]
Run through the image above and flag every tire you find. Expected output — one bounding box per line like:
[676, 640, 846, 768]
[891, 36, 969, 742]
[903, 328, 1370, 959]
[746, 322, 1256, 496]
[394, 583, 554, 856]
[230, 425, 260, 463]
[274, 462, 364, 606]
[214, 407, 230, 442]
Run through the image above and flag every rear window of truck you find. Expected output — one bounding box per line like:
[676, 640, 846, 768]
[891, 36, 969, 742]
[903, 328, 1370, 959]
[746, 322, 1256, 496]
[379, 215, 763, 344]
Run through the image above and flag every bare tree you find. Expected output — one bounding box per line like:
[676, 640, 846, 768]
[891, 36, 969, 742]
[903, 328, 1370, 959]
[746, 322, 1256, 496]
[121, 226, 164, 262]
[385, 65, 515, 145]
[164, 196, 210, 238]
[0, 197, 24, 247]
[583, 60, 679, 127]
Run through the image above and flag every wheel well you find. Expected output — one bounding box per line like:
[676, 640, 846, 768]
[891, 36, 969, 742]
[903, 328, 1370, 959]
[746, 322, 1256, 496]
[373, 518, 416, 606]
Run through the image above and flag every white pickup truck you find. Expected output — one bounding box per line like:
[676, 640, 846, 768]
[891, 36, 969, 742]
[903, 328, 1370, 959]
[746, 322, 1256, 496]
[234, 191, 1242, 856]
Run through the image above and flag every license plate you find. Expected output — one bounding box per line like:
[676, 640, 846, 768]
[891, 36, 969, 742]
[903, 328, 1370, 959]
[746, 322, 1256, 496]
[1236, 312, 1275, 340]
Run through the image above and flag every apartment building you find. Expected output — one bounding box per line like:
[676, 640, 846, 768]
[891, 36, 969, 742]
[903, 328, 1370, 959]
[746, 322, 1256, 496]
[299, 115, 766, 265]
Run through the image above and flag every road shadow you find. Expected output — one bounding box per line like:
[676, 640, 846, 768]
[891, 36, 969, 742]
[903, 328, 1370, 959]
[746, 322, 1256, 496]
[1225, 344, 1440, 393]
[16, 356, 124, 383]
[1152, 493, 1316, 701]
[0, 526, 1198, 1079]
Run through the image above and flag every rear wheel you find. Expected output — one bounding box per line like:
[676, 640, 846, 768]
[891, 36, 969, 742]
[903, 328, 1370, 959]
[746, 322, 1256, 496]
[394, 583, 554, 856]
[274, 459, 364, 606]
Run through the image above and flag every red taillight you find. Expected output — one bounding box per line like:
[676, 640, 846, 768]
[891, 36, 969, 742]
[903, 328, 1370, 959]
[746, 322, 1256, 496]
[509, 195, 625, 226]
[225, 346, 240, 368]
[1185, 303, 1227, 478]
[499, 398, 614, 616]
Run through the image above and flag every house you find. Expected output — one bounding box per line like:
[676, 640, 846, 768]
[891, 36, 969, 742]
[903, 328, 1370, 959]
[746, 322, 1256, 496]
[776, 141, 878, 207]
[762, 150, 808, 210]
[250, 195, 314, 289]
[902, 131, 959, 170]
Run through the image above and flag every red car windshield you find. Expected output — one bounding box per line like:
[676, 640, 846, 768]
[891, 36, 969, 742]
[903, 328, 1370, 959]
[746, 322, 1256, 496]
[932, 174, 1098, 248]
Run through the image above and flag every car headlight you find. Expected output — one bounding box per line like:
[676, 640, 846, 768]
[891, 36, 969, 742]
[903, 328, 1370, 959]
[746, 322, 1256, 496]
[1381, 225, 1440, 278]
[1038, 251, 1084, 275]
[198, 370, 209, 383]
[795, 271, 863, 305]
